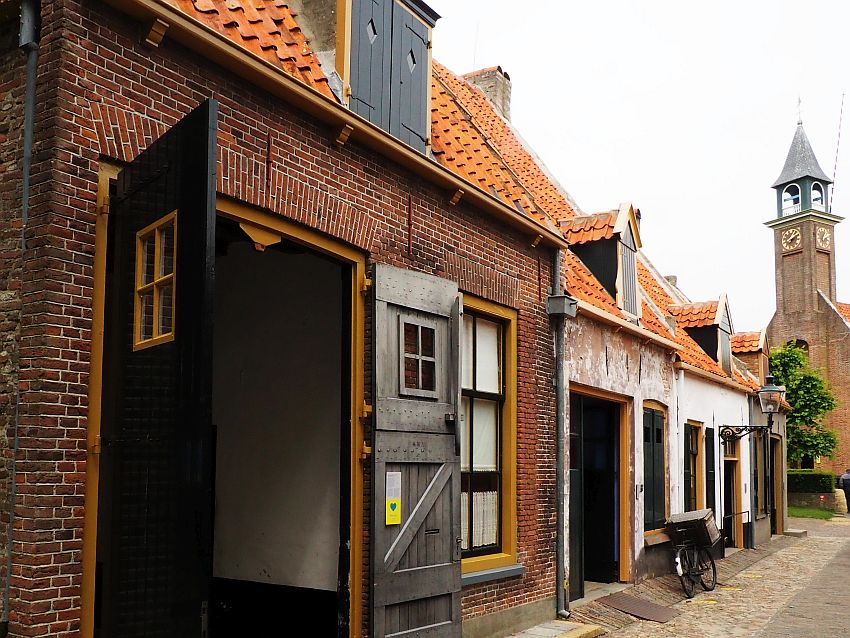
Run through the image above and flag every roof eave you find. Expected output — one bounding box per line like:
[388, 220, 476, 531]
[102, 0, 568, 249]
[575, 300, 680, 351]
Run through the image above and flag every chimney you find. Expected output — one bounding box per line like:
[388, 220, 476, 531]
[664, 275, 678, 288]
[463, 66, 512, 121]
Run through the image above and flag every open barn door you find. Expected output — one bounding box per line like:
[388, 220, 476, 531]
[372, 264, 462, 637]
[96, 100, 217, 638]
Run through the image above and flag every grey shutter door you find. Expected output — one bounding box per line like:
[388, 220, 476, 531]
[372, 264, 462, 638]
[350, 0, 392, 129]
[389, 4, 429, 152]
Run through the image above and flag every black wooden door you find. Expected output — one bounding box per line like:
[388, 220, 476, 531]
[96, 100, 217, 638]
[372, 264, 462, 637]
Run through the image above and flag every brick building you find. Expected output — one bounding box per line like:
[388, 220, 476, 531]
[0, 0, 786, 636]
[766, 121, 850, 473]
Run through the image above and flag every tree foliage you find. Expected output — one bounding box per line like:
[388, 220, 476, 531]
[769, 341, 837, 463]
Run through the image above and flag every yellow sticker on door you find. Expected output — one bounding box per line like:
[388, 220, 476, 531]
[386, 471, 402, 525]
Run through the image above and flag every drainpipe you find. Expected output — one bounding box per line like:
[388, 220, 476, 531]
[546, 249, 576, 619]
[3, 2, 40, 635]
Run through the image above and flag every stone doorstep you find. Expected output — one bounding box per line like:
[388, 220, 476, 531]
[783, 528, 808, 537]
[511, 620, 604, 638]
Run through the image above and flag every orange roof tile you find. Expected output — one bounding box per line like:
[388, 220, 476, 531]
[637, 261, 728, 377]
[731, 331, 762, 354]
[558, 211, 618, 246]
[163, 0, 335, 99]
[432, 62, 577, 222]
[639, 300, 675, 340]
[668, 301, 719, 328]
[733, 364, 761, 392]
[430, 72, 546, 224]
[837, 301, 850, 324]
[563, 251, 623, 318]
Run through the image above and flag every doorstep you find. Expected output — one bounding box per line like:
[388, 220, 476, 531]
[509, 619, 604, 638]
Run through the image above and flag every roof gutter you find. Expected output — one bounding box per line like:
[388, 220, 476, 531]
[103, 0, 568, 249]
[673, 361, 753, 394]
[574, 300, 680, 351]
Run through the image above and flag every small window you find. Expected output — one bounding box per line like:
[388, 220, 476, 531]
[812, 182, 824, 211]
[460, 313, 504, 556]
[134, 211, 176, 350]
[781, 184, 800, 216]
[398, 316, 438, 398]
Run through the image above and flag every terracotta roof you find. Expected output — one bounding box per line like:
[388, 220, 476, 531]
[639, 300, 675, 340]
[432, 62, 577, 222]
[637, 261, 728, 377]
[837, 302, 850, 324]
[430, 72, 546, 224]
[668, 301, 719, 328]
[558, 211, 618, 245]
[164, 0, 335, 99]
[563, 251, 623, 318]
[731, 331, 762, 354]
[733, 364, 761, 392]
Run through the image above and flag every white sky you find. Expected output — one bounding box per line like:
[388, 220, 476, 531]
[427, 0, 850, 332]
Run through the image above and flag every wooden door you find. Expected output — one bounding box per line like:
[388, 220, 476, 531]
[372, 264, 462, 637]
[96, 100, 217, 638]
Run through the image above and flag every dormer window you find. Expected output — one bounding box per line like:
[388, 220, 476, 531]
[781, 184, 800, 216]
[811, 182, 824, 211]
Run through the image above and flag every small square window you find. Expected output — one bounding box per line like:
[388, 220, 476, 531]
[398, 316, 438, 398]
[134, 211, 177, 350]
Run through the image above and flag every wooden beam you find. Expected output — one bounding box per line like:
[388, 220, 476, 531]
[335, 123, 354, 146]
[143, 17, 169, 47]
[449, 189, 464, 206]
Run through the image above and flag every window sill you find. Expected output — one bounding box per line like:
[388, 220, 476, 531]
[644, 530, 671, 547]
[462, 552, 516, 575]
[461, 563, 524, 587]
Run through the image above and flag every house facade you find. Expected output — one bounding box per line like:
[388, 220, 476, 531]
[0, 1, 786, 637]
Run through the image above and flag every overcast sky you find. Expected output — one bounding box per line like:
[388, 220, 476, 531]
[427, 0, 850, 332]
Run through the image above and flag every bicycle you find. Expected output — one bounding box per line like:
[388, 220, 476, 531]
[672, 538, 717, 598]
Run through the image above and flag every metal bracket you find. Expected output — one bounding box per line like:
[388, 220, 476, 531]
[719, 424, 771, 444]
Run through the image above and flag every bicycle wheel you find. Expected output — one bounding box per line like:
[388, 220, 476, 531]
[697, 547, 717, 591]
[676, 547, 696, 598]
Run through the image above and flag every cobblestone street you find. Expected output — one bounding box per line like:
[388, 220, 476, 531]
[602, 518, 850, 637]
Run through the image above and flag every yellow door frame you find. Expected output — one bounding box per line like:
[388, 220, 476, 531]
[569, 383, 633, 583]
[771, 434, 784, 536]
[81, 185, 366, 638]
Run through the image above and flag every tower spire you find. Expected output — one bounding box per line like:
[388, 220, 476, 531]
[797, 96, 803, 126]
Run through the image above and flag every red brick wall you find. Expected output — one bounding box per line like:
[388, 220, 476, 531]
[6, 1, 560, 635]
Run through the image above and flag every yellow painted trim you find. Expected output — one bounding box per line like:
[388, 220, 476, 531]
[772, 435, 784, 535]
[81, 162, 121, 638]
[685, 420, 705, 511]
[100, 0, 569, 249]
[335, 0, 351, 101]
[641, 402, 670, 543]
[133, 210, 177, 350]
[460, 295, 517, 576]
[216, 196, 366, 638]
[569, 383, 633, 583]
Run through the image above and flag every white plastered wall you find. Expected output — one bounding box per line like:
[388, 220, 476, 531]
[212, 241, 342, 591]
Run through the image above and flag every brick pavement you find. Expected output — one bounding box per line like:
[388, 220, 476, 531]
[594, 518, 850, 637]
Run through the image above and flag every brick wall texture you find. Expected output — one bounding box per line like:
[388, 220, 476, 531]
[0, 1, 560, 635]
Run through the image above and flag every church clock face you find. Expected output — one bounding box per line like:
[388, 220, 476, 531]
[781, 227, 801, 251]
[816, 226, 831, 249]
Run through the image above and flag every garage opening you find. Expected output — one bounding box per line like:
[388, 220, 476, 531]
[210, 218, 349, 636]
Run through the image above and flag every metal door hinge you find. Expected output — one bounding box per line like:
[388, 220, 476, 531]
[361, 402, 373, 421]
[360, 277, 372, 295]
[91, 434, 102, 455]
[360, 442, 372, 461]
[96, 197, 110, 216]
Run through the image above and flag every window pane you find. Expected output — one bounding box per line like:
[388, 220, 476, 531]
[421, 326, 435, 358]
[475, 319, 500, 393]
[404, 356, 418, 389]
[460, 489, 469, 550]
[159, 283, 173, 336]
[460, 397, 471, 471]
[403, 322, 418, 355]
[141, 234, 155, 285]
[159, 223, 174, 277]
[462, 314, 473, 389]
[470, 473, 499, 549]
[472, 399, 498, 471]
[421, 360, 435, 391]
[140, 291, 154, 341]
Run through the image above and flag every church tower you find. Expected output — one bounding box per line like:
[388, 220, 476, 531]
[766, 122, 843, 316]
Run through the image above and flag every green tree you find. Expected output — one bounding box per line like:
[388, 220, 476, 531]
[769, 341, 837, 464]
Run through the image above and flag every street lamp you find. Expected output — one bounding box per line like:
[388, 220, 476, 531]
[719, 376, 786, 444]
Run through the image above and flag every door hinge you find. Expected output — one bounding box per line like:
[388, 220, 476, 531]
[360, 441, 372, 461]
[360, 277, 372, 295]
[96, 197, 110, 216]
[454, 536, 462, 562]
[361, 402, 373, 421]
[200, 600, 209, 638]
[90, 434, 102, 455]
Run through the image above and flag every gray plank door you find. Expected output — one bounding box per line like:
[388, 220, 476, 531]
[372, 264, 462, 638]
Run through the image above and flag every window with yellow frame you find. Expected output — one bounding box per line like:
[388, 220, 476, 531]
[460, 296, 517, 574]
[134, 211, 176, 350]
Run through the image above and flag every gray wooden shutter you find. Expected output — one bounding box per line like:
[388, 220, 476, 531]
[389, 4, 429, 152]
[350, 0, 392, 128]
[705, 428, 716, 513]
[372, 264, 462, 638]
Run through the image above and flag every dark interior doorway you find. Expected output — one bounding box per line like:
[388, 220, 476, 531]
[569, 393, 621, 601]
[723, 460, 737, 547]
[209, 218, 349, 636]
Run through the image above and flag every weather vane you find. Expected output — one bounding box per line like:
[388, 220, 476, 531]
[797, 96, 803, 126]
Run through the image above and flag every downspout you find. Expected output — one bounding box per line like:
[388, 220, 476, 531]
[546, 249, 576, 619]
[4, 2, 40, 634]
